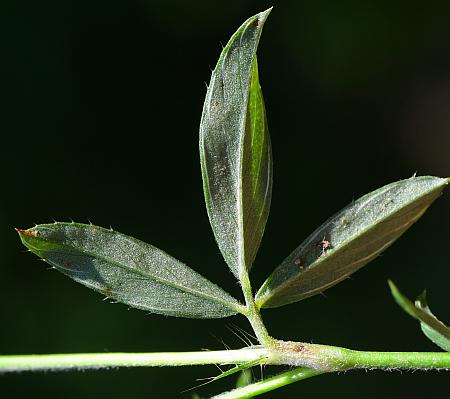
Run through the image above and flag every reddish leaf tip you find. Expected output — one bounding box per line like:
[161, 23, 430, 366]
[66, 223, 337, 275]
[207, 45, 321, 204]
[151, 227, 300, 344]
[15, 228, 39, 237]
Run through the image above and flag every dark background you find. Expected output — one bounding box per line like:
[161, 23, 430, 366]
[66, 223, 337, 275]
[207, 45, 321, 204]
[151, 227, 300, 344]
[2, 0, 449, 398]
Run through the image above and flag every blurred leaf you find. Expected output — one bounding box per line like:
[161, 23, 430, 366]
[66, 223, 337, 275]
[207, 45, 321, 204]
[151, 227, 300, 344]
[236, 368, 253, 388]
[17, 223, 243, 318]
[256, 176, 448, 308]
[200, 9, 272, 280]
[389, 281, 450, 351]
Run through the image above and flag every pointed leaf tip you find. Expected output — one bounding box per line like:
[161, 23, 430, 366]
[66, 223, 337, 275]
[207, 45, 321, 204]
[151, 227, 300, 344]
[256, 176, 447, 308]
[18, 222, 243, 319]
[15, 228, 39, 237]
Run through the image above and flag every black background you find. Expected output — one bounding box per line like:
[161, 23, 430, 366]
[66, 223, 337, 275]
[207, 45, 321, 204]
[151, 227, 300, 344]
[2, 1, 449, 398]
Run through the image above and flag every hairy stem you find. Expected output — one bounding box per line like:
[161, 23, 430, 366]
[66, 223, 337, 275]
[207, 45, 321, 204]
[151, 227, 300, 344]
[240, 272, 272, 346]
[0, 348, 269, 373]
[1, 344, 448, 374]
[271, 340, 450, 371]
[344, 349, 450, 370]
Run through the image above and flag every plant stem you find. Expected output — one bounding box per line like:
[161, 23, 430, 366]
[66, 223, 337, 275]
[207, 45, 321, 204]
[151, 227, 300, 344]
[271, 340, 450, 371]
[344, 349, 450, 370]
[1, 344, 448, 374]
[212, 367, 323, 399]
[0, 348, 269, 373]
[240, 272, 272, 346]
[212, 346, 450, 399]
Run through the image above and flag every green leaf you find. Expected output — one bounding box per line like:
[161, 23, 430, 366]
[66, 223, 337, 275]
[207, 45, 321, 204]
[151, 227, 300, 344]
[199, 9, 272, 280]
[236, 368, 252, 388]
[17, 223, 243, 318]
[389, 281, 450, 351]
[256, 176, 448, 308]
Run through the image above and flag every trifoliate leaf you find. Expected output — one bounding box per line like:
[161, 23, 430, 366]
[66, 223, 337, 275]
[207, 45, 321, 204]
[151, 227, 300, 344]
[17, 223, 243, 318]
[200, 9, 272, 280]
[256, 176, 448, 308]
[389, 281, 450, 351]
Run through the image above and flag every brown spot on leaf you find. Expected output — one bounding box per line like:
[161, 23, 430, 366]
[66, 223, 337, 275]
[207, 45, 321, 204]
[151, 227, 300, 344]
[63, 260, 73, 269]
[294, 257, 305, 269]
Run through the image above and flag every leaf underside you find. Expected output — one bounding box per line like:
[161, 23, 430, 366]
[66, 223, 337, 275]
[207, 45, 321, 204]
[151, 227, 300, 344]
[18, 223, 242, 318]
[256, 176, 448, 308]
[389, 281, 450, 351]
[200, 9, 272, 280]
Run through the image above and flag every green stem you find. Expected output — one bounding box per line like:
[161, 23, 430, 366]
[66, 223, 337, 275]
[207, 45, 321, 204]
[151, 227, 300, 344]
[211, 347, 450, 398]
[1, 344, 448, 375]
[240, 272, 272, 346]
[344, 349, 450, 370]
[0, 348, 269, 373]
[212, 367, 323, 399]
[272, 340, 450, 371]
